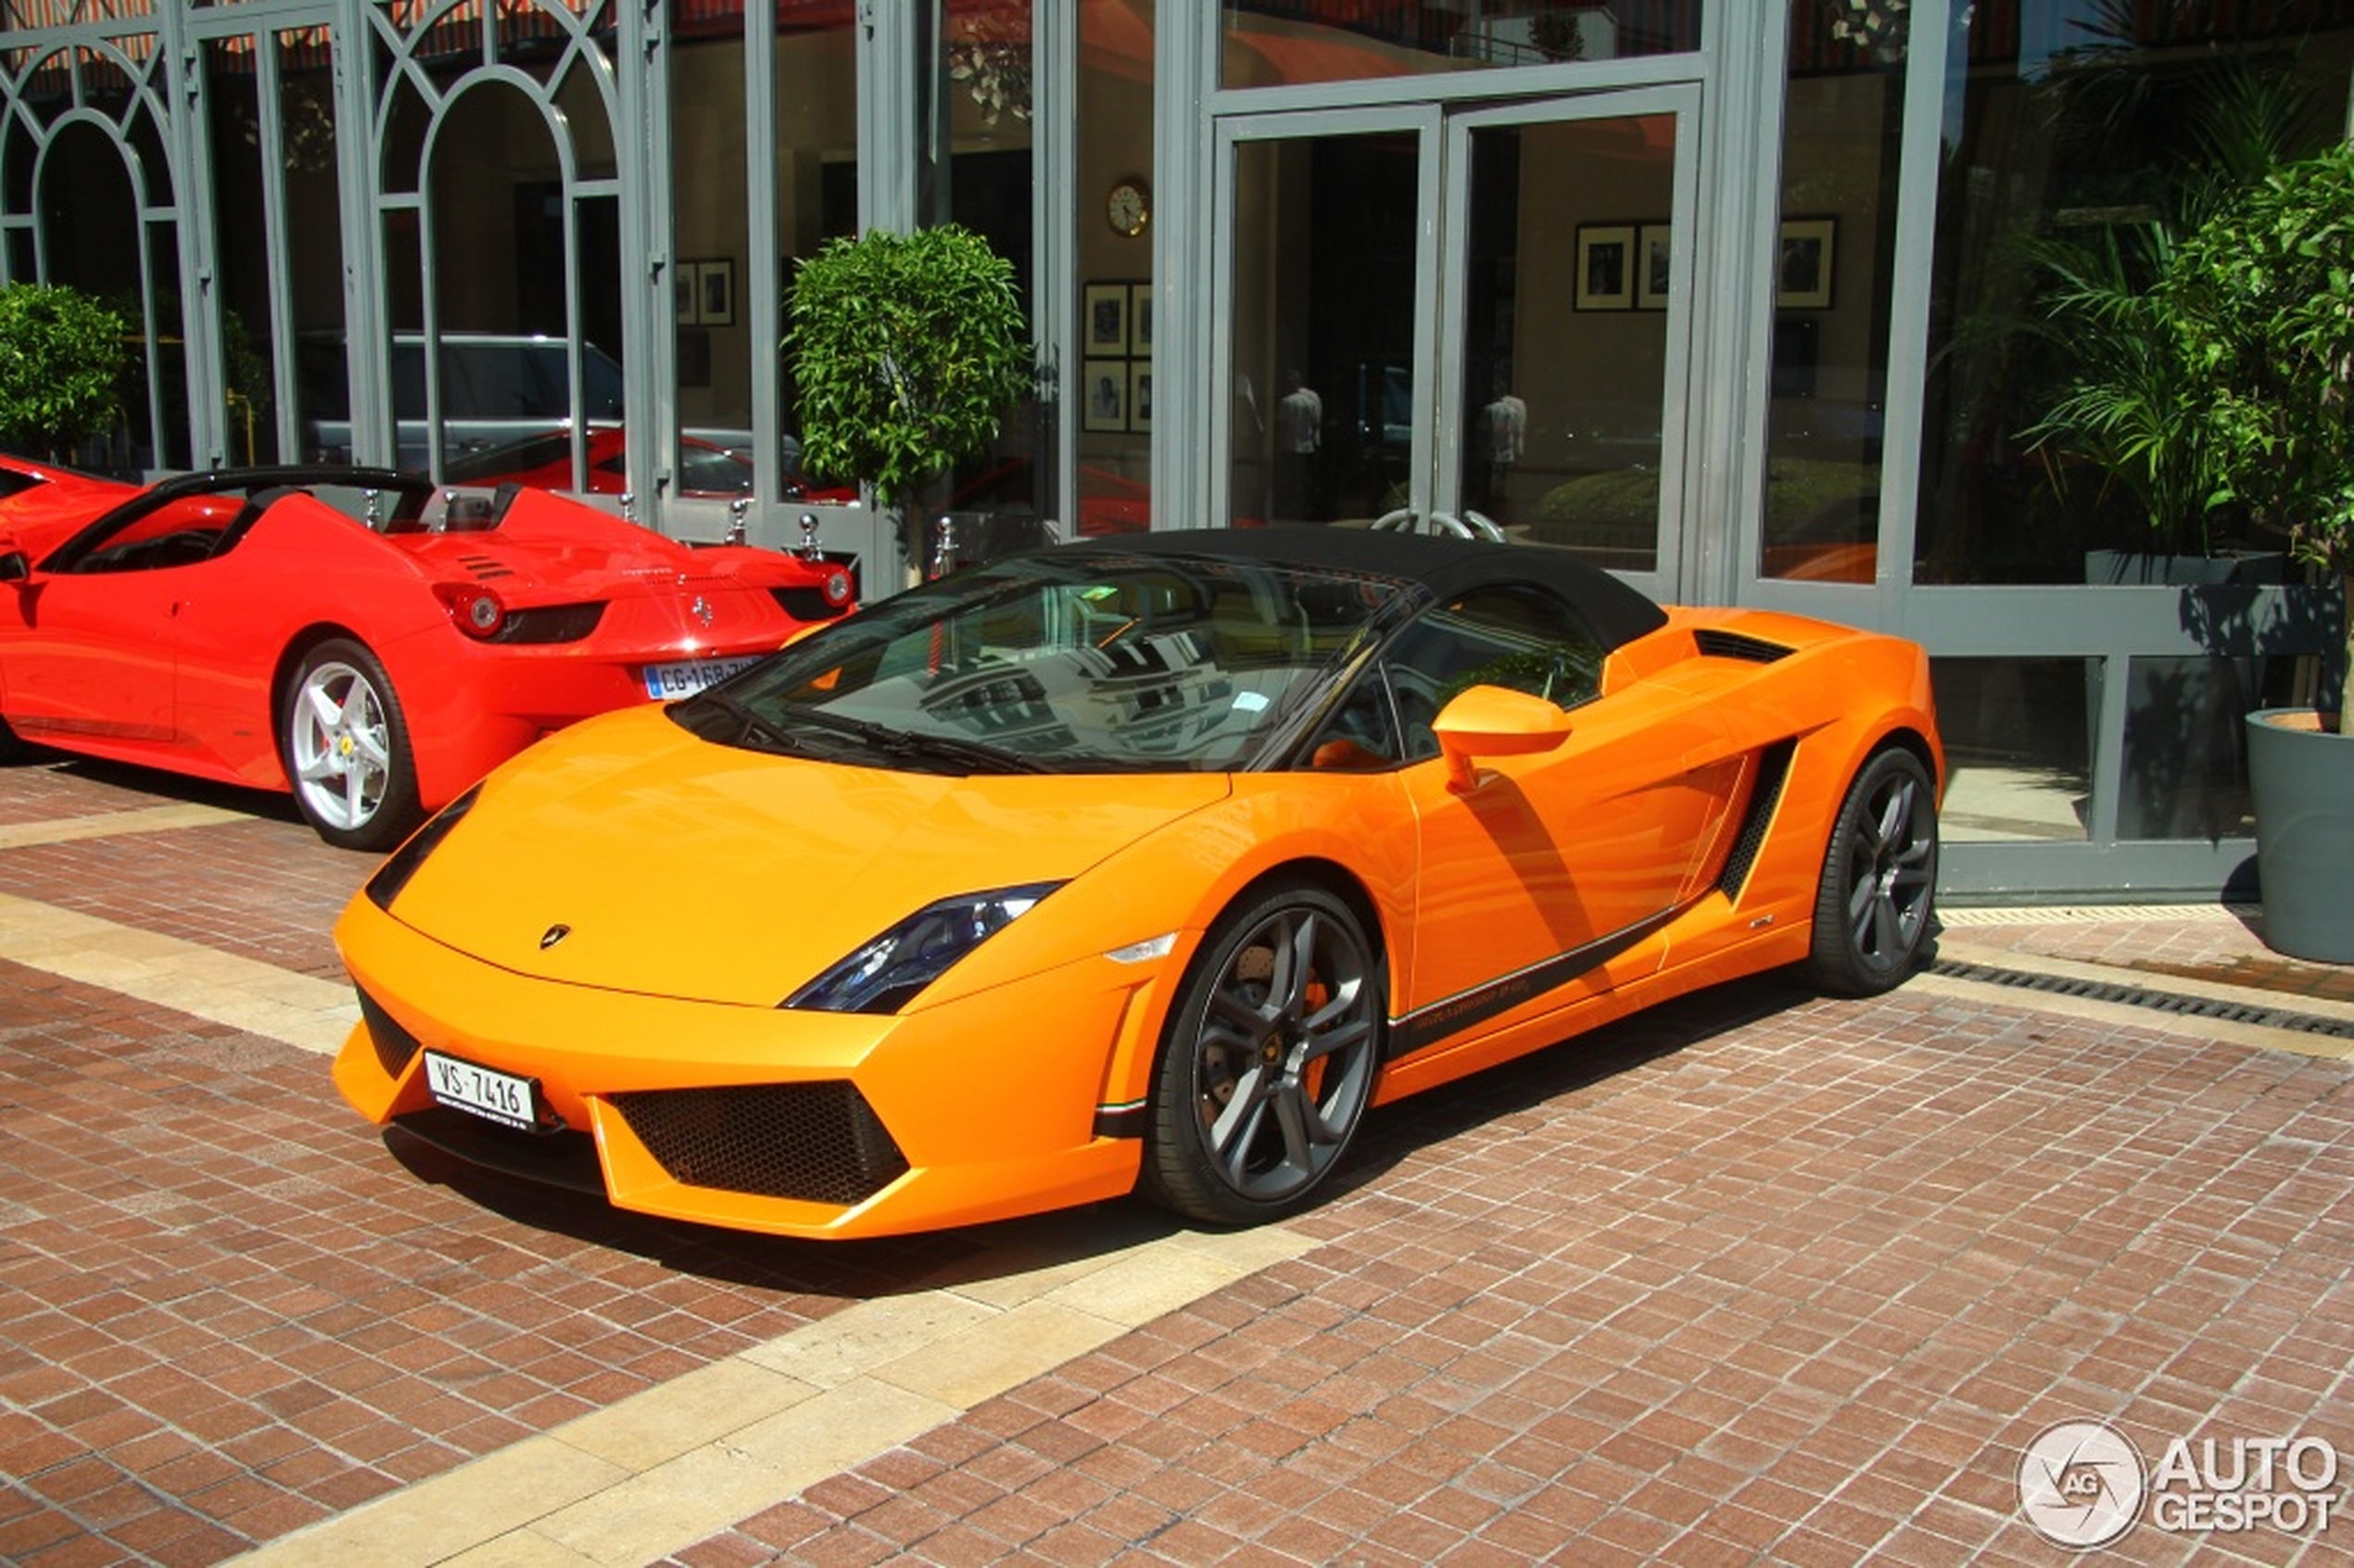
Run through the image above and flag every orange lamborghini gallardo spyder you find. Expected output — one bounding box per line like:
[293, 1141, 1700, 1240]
[333, 528, 1942, 1239]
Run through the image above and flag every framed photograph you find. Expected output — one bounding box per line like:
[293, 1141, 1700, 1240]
[1574, 225, 1636, 310]
[697, 258, 736, 328]
[1637, 223, 1673, 310]
[1083, 283, 1130, 355]
[1776, 218, 1836, 310]
[1082, 358, 1128, 432]
[1128, 361, 1154, 434]
[1129, 283, 1155, 353]
[675, 261, 702, 326]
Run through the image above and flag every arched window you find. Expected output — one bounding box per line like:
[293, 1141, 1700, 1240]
[360, 0, 624, 491]
[0, 35, 187, 474]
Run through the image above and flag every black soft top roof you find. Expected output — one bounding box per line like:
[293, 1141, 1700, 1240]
[1057, 525, 1671, 653]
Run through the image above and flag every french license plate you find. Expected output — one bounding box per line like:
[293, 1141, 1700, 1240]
[643, 655, 762, 700]
[424, 1050, 539, 1131]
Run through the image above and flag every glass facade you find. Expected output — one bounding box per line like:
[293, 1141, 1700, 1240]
[1917, 3, 2354, 587]
[1761, 13, 1899, 585]
[1219, 0, 1701, 87]
[0, 0, 2345, 904]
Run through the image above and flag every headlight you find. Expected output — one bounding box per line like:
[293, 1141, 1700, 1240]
[363, 784, 481, 911]
[785, 882, 1062, 1015]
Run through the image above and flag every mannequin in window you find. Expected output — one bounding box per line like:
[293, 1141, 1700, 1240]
[1275, 369, 1322, 520]
[1477, 372, 1526, 519]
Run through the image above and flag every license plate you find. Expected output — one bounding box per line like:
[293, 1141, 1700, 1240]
[424, 1050, 539, 1131]
[643, 655, 762, 700]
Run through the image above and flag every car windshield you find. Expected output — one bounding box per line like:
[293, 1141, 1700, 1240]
[688, 550, 1408, 773]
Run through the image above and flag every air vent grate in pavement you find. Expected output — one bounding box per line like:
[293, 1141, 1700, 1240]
[1930, 958, 2354, 1040]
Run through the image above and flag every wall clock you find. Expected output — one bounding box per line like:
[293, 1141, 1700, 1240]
[1106, 179, 1150, 237]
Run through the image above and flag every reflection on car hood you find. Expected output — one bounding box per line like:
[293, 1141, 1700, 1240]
[376, 703, 1230, 1006]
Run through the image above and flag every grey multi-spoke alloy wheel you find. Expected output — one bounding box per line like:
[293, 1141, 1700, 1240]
[1807, 745, 1939, 996]
[1143, 880, 1385, 1225]
[281, 639, 422, 851]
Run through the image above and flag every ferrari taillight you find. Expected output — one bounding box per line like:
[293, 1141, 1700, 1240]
[434, 583, 507, 639]
[821, 569, 854, 609]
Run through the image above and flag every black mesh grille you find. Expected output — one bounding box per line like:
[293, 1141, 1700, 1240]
[1718, 740, 1795, 898]
[494, 601, 606, 643]
[357, 986, 423, 1079]
[1693, 627, 1794, 664]
[610, 1081, 909, 1207]
[770, 585, 850, 622]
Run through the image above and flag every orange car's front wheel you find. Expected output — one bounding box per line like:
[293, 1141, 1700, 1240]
[1141, 879, 1384, 1226]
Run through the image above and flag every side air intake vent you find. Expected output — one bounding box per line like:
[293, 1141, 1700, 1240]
[1718, 740, 1796, 897]
[356, 986, 424, 1079]
[1694, 628, 1794, 664]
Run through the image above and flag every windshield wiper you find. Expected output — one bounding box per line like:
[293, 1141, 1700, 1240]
[678, 688, 808, 756]
[784, 708, 1049, 774]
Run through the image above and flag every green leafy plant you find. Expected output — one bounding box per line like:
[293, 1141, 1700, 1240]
[0, 282, 130, 460]
[2163, 143, 2354, 732]
[785, 225, 1030, 508]
[2017, 224, 2226, 559]
[2014, 63, 2321, 563]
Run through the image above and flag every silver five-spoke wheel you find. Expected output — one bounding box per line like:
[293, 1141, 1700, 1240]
[281, 639, 422, 851]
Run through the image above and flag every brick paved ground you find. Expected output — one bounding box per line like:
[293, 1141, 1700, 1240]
[664, 981, 2354, 1567]
[0, 955, 976, 1563]
[3, 750, 2351, 1565]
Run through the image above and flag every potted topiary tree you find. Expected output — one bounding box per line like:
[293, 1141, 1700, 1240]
[2162, 144, 2354, 961]
[0, 282, 129, 462]
[785, 224, 1031, 583]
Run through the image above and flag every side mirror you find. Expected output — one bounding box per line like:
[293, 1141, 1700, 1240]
[0, 536, 27, 583]
[1432, 684, 1571, 792]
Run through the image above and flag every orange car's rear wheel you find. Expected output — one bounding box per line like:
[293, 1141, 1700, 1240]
[1807, 745, 1938, 996]
[281, 639, 423, 852]
[1141, 880, 1384, 1225]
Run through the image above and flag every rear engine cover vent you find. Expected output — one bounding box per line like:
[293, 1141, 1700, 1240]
[1694, 628, 1794, 664]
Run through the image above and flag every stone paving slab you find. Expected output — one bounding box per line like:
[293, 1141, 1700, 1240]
[1940, 903, 2354, 1006]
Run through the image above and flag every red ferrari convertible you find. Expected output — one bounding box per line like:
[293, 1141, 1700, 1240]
[0, 459, 854, 848]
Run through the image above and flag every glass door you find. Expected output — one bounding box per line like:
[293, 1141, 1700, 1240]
[1215, 106, 1440, 536]
[1214, 89, 1698, 601]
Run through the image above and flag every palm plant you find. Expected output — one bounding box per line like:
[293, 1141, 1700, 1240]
[2018, 224, 2221, 559]
[2016, 63, 2322, 565]
[2164, 144, 2354, 732]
